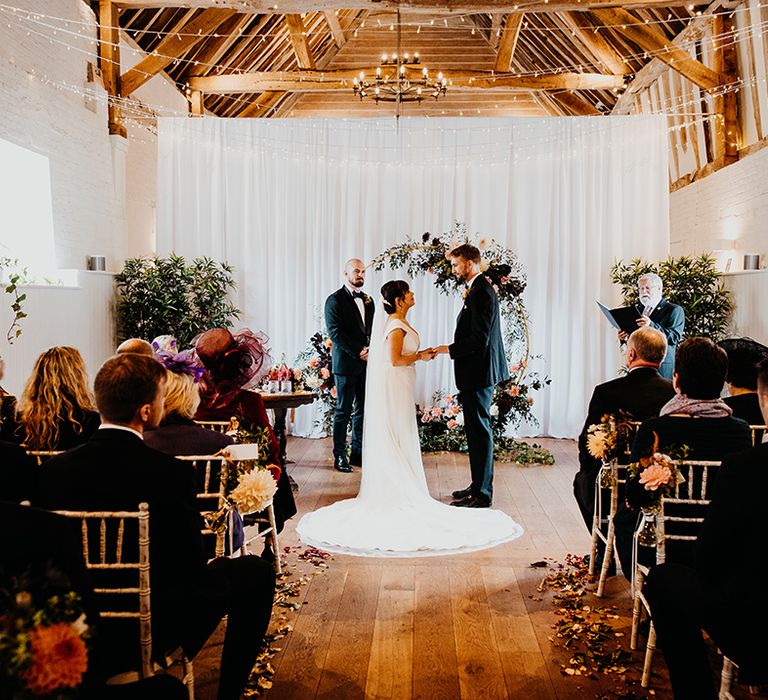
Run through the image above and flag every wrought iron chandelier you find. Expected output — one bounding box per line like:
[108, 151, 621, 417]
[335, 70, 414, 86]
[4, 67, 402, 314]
[352, 53, 447, 104]
[351, 10, 447, 107]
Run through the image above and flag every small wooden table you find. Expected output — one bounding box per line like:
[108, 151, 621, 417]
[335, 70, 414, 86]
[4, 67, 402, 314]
[260, 391, 317, 468]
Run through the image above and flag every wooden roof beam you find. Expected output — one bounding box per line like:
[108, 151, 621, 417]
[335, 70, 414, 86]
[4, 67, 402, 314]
[494, 14, 523, 72]
[189, 69, 624, 93]
[120, 8, 236, 95]
[284, 13, 316, 69]
[323, 10, 346, 48]
[98, 1, 127, 136]
[560, 12, 630, 76]
[186, 13, 255, 78]
[114, 0, 701, 14]
[552, 90, 602, 114]
[590, 8, 719, 90]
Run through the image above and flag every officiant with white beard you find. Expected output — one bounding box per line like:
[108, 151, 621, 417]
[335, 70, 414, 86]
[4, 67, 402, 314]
[618, 273, 685, 381]
[325, 258, 375, 473]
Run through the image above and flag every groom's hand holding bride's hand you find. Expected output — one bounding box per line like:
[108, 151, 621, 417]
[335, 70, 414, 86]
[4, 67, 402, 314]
[432, 345, 450, 355]
[418, 348, 437, 362]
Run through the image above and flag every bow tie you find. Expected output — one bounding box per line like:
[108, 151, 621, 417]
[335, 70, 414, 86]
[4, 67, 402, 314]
[352, 291, 365, 299]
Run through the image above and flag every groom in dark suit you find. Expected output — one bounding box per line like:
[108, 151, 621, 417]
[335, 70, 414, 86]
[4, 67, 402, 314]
[325, 258, 375, 472]
[435, 244, 510, 508]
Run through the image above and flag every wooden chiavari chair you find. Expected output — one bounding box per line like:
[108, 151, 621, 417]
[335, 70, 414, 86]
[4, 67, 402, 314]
[51, 503, 195, 698]
[630, 460, 721, 688]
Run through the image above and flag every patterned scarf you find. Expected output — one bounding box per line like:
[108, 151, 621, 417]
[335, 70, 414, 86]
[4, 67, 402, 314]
[660, 394, 733, 418]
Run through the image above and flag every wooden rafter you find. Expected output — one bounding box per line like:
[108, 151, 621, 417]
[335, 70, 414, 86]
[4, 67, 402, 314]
[189, 69, 623, 93]
[115, 0, 697, 13]
[552, 90, 602, 115]
[120, 8, 236, 95]
[712, 11, 739, 165]
[494, 14, 524, 72]
[560, 12, 629, 75]
[186, 14, 255, 78]
[323, 10, 346, 48]
[590, 8, 719, 90]
[284, 14, 316, 69]
[99, 0, 126, 136]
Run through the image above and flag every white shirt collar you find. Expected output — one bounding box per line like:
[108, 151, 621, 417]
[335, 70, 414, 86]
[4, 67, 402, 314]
[345, 283, 364, 297]
[99, 423, 143, 440]
[466, 271, 482, 287]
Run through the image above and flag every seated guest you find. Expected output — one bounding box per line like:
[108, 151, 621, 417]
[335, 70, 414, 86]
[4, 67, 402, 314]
[615, 337, 752, 580]
[574, 327, 674, 532]
[0, 354, 18, 441]
[0, 440, 36, 503]
[194, 328, 297, 531]
[717, 337, 768, 427]
[116, 338, 155, 356]
[144, 345, 233, 456]
[36, 353, 275, 700]
[14, 347, 100, 450]
[643, 357, 768, 699]
[0, 502, 188, 700]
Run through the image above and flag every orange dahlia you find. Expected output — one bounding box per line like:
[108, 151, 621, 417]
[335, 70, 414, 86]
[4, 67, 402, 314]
[22, 622, 88, 695]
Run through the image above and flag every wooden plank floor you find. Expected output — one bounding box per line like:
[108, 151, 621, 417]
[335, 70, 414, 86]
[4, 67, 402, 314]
[196, 436, 749, 699]
[256, 437, 671, 700]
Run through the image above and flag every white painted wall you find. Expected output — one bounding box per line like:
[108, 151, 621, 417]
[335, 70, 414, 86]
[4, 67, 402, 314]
[0, 0, 185, 273]
[670, 145, 768, 273]
[0, 272, 116, 396]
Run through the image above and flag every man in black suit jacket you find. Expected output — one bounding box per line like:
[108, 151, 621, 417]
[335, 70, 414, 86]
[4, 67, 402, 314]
[0, 439, 37, 503]
[36, 353, 275, 700]
[643, 357, 768, 698]
[434, 244, 510, 508]
[324, 258, 375, 472]
[574, 327, 675, 532]
[0, 502, 188, 700]
[620, 274, 685, 380]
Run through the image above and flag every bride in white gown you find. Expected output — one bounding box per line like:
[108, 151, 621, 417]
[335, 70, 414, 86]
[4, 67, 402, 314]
[297, 280, 523, 557]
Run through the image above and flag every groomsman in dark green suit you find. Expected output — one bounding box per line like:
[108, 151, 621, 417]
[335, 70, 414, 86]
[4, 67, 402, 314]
[324, 259, 375, 472]
[434, 244, 510, 507]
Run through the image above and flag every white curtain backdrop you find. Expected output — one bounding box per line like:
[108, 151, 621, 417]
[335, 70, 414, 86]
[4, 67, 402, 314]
[157, 116, 669, 438]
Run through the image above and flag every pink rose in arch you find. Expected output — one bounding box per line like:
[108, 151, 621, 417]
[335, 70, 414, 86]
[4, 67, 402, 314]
[447, 419, 458, 429]
[309, 358, 319, 368]
[320, 368, 330, 379]
[450, 405, 461, 416]
[431, 407, 442, 418]
[508, 385, 520, 397]
[330, 386, 337, 398]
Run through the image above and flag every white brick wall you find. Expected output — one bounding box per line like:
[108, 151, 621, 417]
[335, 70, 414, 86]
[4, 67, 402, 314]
[670, 146, 768, 272]
[0, 0, 185, 271]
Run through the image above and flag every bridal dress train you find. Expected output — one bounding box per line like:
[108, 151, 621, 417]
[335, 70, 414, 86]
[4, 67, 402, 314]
[297, 313, 524, 557]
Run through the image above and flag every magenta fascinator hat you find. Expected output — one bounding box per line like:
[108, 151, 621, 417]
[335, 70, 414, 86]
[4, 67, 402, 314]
[156, 348, 207, 383]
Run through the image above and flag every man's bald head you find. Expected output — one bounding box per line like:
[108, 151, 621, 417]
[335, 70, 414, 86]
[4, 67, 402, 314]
[344, 258, 366, 289]
[116, 338, 154, 357]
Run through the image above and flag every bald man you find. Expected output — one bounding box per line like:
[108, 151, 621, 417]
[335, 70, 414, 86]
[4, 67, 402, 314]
[324, 258, 375, 472]
[116, 338, 154, 356]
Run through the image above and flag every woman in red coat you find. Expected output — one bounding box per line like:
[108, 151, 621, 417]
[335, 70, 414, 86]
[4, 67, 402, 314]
[193, 328, 297, 533]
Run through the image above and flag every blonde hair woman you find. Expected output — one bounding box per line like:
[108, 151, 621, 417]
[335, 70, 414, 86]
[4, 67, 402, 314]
[144, 352, 233, 457]
[17, 347, 99, 450]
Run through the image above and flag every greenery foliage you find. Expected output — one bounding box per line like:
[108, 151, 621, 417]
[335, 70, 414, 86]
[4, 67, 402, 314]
[610, 255, 733, 341]
[115, 254, 240, 347]
[0, 257, 30, 343]
[294, 222, 554, 465]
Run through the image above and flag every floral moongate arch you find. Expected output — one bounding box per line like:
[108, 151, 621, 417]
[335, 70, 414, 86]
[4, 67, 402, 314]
[294, 222, 553, 465]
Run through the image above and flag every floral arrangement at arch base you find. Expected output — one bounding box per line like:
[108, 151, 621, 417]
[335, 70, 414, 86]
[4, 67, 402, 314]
[0, 570, 91, 699]
[293, 222, 554, 465]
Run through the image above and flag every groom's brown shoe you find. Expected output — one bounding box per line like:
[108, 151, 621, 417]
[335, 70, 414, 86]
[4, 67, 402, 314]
[451, 486, 472, 499]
